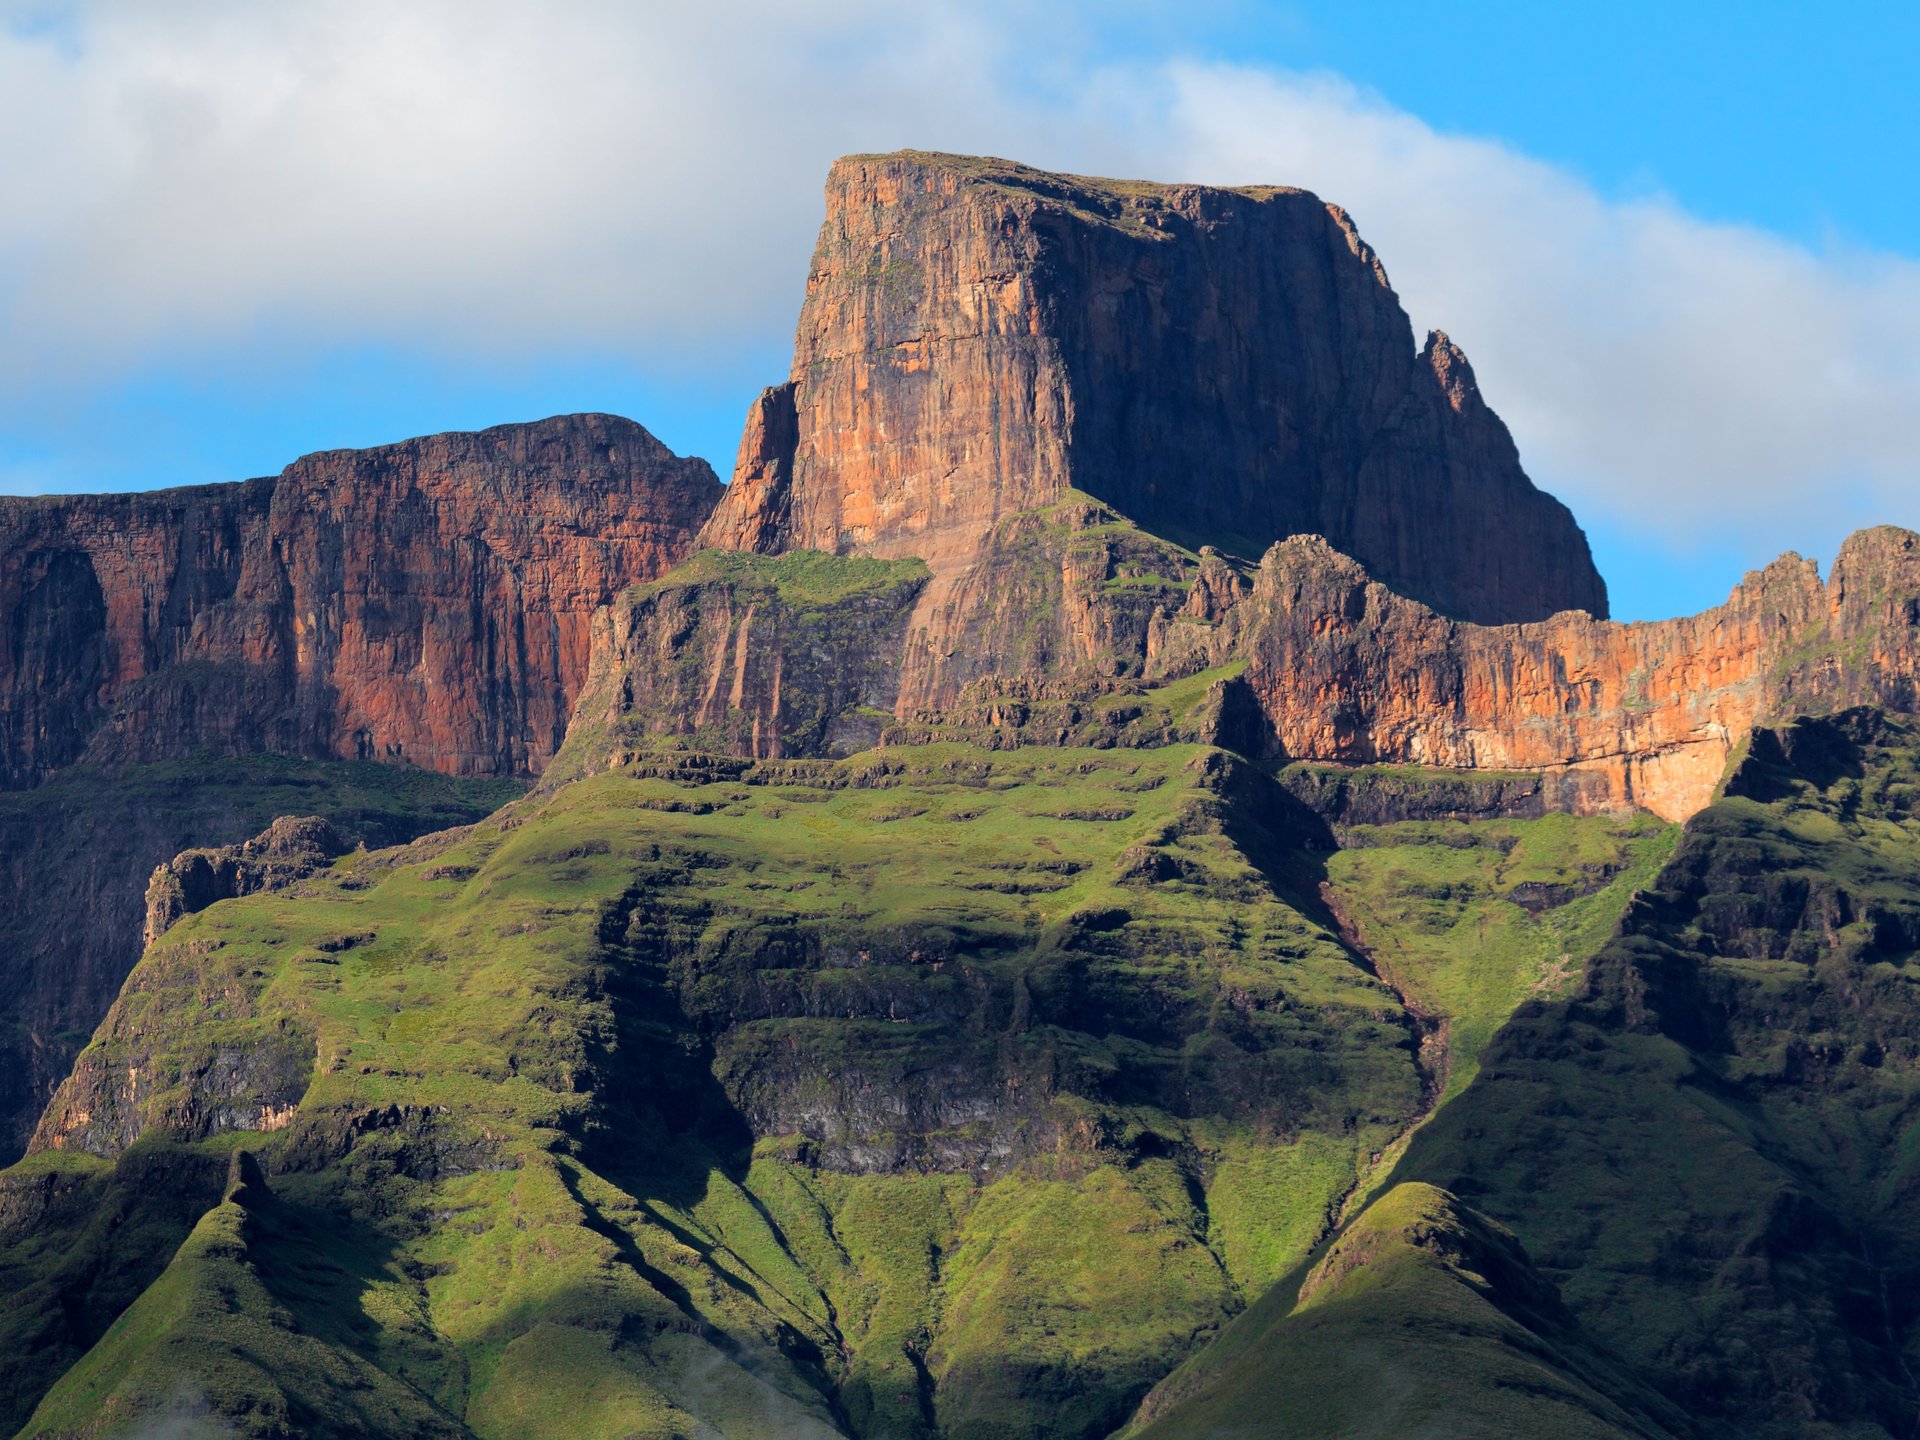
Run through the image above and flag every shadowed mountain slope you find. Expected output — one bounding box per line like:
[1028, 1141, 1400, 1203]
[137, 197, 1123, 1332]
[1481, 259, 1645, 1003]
[1126, 1182, 1689, 1440]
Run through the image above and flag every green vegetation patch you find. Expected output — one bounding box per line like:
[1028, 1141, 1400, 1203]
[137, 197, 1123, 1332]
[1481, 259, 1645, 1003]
[1326, 810, 1678, 1103]
[633, 548, 930, 612]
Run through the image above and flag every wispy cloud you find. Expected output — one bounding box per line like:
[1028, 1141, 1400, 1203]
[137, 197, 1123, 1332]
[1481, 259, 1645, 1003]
[1, 1, 1914, 572]
[1137, 63, 1920, 552]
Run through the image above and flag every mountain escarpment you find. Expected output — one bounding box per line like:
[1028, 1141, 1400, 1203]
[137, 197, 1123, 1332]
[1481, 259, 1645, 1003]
[674, 151, 1918, 825]
[0, 413, 720, 783]
[702, 151, 1608, 644]
[582, 505, 1920, 824]
[0, 414, 720, 1161]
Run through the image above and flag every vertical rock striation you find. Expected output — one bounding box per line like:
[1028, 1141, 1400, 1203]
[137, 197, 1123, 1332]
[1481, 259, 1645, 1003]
[0, 413, 721, 786]
[702, 150, 1608, 636]
[1242, 526, 1920, 820]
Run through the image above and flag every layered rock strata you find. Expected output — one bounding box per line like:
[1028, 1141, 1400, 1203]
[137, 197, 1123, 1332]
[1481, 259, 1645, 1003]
[702, 150, 1608, 643]
[0, 760, 519, 1162]
[1243, 526, 1920, 820]
[0, 413, 720, 786]
[584, 517, 1920, 824]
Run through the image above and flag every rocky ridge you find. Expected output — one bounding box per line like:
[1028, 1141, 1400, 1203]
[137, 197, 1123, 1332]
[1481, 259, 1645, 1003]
[580, 506, 1920, 822]
[1239, 525, 1920, 820]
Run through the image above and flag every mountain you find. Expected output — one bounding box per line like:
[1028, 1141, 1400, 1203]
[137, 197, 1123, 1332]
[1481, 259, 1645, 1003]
[701, 152, 1609, 641]
[1133, 708, 1920, 1438]
[1, 151, 1918, 1440]
[0, 415, 719, 1159]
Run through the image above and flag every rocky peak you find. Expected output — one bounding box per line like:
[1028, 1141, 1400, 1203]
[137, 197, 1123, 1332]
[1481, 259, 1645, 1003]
[700, 149, 1608, 626]
[1422, 330, 1481, 413]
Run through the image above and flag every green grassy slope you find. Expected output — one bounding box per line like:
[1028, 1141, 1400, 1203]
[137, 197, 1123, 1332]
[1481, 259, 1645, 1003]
[1325, 811, 1679, 1104]
[0, 745, 1387, 1438]
[0, 733, 1673, 1439]
[1125, 1181, 1689, 1440]
[1253, 707, 1920, 1439]
[1136, 710, 1920, 1440]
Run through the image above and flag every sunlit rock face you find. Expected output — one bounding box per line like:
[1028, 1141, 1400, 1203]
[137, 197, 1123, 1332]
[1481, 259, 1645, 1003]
[0, 413, 720, 787]
[1244, 527, 1920, 821]
[701, 149, 1610, 647]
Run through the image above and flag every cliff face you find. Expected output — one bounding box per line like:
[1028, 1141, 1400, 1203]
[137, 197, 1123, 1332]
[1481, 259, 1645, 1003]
[554, 549, 932, 774]
[596, 522, 1920, 824]
[0, 413, 721, 786]
[701, 151, 1608, 631]
[1242, 526, 1920, 820]
[0, 413, 717, 1163]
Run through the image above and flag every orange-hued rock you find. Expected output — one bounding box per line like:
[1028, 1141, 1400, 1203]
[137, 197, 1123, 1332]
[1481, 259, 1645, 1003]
[702, 151, 1608, 630]
[603, 497, 1920, 824]
[0, 414, 720, 785]
[1244, 527, 1920, 820]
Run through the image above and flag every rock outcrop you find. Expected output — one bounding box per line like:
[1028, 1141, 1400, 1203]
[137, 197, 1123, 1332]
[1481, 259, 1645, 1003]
[1242, 526, 1920, 820]
[0, 413, 721, 786]
[702, 150, 1608, 641]
[142, 816, 349, 948]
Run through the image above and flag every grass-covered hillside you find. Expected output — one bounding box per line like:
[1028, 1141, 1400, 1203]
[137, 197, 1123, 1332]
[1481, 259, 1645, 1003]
[0, 756, 526, 1163]
[1136, 707, 1920, 1440]
[0, 723, 1668, 1438]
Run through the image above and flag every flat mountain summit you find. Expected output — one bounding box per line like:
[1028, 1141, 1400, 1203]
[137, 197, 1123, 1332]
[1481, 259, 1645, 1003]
[704, 150, 1610, 627]
[0, 151, 1917, 1439]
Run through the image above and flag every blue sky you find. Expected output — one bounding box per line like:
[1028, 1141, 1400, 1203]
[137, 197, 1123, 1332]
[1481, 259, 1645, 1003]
[1, 1, 1915, 622]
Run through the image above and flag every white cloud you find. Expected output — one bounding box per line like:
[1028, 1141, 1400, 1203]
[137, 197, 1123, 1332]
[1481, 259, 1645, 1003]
[1135, 63, 1920, 552]
[0, 2, 1915, 565]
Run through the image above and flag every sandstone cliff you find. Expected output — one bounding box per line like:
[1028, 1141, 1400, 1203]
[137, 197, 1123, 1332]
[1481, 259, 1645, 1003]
[0, 413, 720, 786]
[1241, 526, 1920, 820]
[583, 521, 1919, 824]
[555, 548, 931, 773]
[701, 150, 1608, 640]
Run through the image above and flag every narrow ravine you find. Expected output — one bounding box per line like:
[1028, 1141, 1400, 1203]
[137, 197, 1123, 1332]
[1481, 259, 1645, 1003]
[1314, 880, 1452, 1229]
